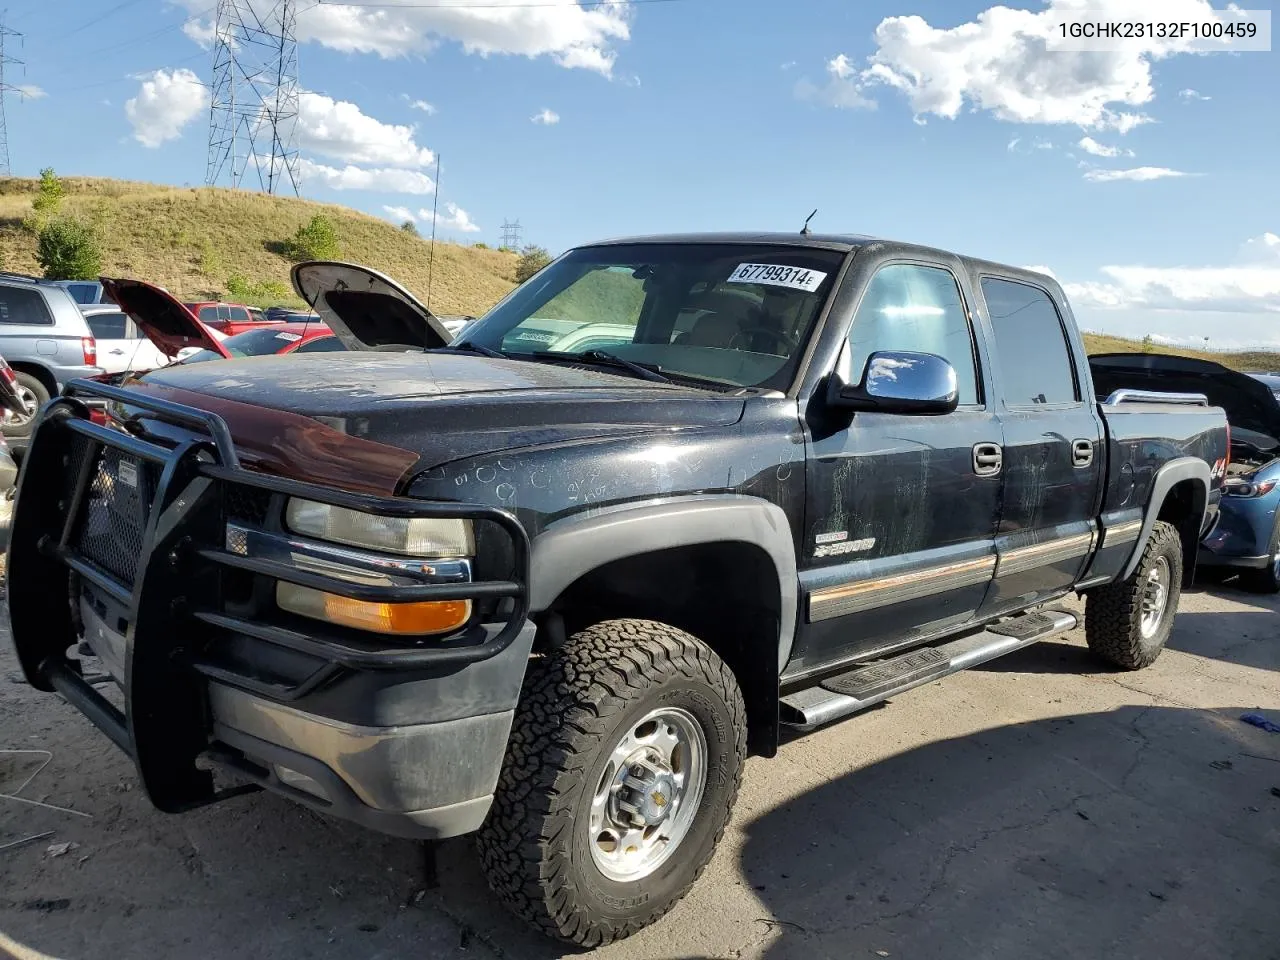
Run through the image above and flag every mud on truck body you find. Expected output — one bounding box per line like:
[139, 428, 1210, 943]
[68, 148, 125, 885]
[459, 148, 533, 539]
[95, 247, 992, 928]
[8, 235, 1228, 946]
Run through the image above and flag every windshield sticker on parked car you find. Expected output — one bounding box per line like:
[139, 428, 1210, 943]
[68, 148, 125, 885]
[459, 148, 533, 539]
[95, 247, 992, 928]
[276, 332, 303, 341]
[726, 263, 827, 292]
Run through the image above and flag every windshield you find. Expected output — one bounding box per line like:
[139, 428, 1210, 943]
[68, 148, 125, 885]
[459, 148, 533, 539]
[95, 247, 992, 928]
[458, 243, 845, 390]
[182, 327, 311, 364]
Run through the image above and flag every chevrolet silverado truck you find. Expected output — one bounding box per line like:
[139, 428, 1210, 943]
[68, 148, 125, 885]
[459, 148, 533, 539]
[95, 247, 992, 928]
[7, 236, 1228, 946]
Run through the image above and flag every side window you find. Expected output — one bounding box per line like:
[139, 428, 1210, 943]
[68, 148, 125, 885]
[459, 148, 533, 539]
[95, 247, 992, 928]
[294, 335, 345, 353]
[197, 306, 219, 323]
[844, 263, 980, 405]
[228, 306, 250, 321]
[981, 277, 1078, 406]
[217, 305, 231, 321]
[86, 312, 128, 339]
[0, 287, 55, 325]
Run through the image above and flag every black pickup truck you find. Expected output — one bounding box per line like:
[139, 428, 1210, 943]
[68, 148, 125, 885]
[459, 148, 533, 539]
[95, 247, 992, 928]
[8, 235, 1228, 946]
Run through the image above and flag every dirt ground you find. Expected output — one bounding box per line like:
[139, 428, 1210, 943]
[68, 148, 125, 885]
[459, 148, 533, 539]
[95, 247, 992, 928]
[2, 582, 1279, 960]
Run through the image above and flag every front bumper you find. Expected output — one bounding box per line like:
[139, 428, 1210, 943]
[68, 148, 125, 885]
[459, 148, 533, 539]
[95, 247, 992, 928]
[8, 379, 532, 836]
[1198, 494, 1277, 568]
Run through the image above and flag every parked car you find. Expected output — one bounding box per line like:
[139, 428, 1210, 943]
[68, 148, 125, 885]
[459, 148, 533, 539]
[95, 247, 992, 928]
[54, 279, 107, 306]
[182, 300, 281, 336]
[0, 272, 101, 448]
[179, 321, 343, 364]
[9, 237, 1228, 947]
[1091, 353, 1280, 592]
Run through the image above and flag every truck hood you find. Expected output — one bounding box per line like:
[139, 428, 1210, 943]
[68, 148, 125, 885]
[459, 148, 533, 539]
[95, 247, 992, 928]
[1090, 353, 1280, 443]
[291, 261, 454, 352]
[132, 351, 745, 469]
[102, 277, 231, 359]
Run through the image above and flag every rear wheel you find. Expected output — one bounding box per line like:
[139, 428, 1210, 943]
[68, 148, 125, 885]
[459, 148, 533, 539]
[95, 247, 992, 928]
[1240, 518, 1280, 594]
[1, 372, 48, 440]
[476, 619, 747, 946]
[1085, 520, 1182, 670]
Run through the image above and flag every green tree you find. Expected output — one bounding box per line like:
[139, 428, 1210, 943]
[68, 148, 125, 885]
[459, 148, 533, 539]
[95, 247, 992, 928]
[472, 241, 489, 250]
[226, 273, 292, 306]
[515, 244, 552, 283]
[1141, 334, 1154, 353]
[31, 167, 66, 219]
[400, 220, 419, 236]
[36, 216, 103, 280]
[280, 214, 341, 262]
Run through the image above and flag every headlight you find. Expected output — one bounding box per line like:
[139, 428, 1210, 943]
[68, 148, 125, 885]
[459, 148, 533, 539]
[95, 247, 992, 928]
[1225, 479, 1277, 499]
[285, 498, 474, 557]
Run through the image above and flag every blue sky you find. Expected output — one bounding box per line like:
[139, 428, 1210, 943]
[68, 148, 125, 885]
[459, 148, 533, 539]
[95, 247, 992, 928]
[3, 0, 1278, 348]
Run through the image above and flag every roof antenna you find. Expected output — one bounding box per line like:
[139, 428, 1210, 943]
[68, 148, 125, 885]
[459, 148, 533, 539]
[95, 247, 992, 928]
[801, 209, 817, 236]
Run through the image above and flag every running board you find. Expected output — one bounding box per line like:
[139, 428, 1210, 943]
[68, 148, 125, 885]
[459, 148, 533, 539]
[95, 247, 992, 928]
[780, 609, 1078, 732]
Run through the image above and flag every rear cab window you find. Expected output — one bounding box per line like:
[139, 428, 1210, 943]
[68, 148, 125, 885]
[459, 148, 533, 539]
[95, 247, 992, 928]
[981, 276, 1079, 407]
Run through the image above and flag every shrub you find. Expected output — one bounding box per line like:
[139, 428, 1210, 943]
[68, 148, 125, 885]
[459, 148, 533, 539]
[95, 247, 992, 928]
[473, 241, 489, 250]
[280, 214, 340, 262]
[515, 244, 552, 283]
[35, 216, 103, 280]
[1141, 334, 1154, 353]
[226, 273, 292, 306]
[400, 220, 419, 236]
[31, 167, 65, 219]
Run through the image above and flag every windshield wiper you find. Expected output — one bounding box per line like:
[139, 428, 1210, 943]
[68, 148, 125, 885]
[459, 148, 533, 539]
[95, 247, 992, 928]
[537, 349, 671, 384]
[440, 340, 507, 360]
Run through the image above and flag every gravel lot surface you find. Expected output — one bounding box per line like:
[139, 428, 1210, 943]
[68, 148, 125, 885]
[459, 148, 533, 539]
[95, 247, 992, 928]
[2, 584, 1278, 960]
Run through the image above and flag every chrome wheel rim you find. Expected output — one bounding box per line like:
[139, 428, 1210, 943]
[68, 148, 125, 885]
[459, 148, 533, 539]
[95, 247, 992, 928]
[1139, 556, 1170, 639]
[587, 706, 707, 882]
[2, 384, 38, 427]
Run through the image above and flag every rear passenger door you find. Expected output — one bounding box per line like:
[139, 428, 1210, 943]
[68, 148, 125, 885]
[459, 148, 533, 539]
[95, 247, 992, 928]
[977, 276, 1104, 614]
[795, 259, 1004, 675]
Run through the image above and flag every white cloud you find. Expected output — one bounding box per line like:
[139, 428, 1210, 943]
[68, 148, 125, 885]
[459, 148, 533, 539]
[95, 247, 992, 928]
[807, 0, 1228, 131]
[795, 54, 876, 110]
[291, 0, 629, 76]
[298, 92, 434, 167]
[406, 98, 436, 115]
[125, 68, 210, 148]
[1032, 138, 1053, 150]
[16, 84, 45, 100]
[1022, 265, 1059, 279]
[1082, 166, 1192, 182]
[1178, 88, 1211, 101]
[531, 108, 560, 125]
[1078, 136, 1133, 158]
[1064, 233, 1280, 315]
[419, 201, 480, 234]
[298, 158, 435, 194]
[183, 18, 217, 47]
[383, 205, 416, 223]
[1007, 137, 1021, 152]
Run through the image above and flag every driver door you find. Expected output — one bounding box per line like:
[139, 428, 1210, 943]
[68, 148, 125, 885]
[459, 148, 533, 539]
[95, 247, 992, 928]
[792, 259, 1004, 676]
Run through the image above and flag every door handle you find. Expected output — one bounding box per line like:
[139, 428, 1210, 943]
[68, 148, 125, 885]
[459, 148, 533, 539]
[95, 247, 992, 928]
[1072, 439, 1095, 467]
[109, 348, 126, 355]
[973, 442, 1003, 477]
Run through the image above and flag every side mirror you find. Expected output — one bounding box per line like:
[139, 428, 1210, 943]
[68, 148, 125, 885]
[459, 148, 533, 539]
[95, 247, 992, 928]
[829, 350, 959, 415]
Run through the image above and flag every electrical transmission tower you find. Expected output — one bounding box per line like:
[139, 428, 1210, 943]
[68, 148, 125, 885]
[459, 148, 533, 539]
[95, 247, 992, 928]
[206, 0, 301, 195]
[0, 13, 26, 177]
[500, 219, 523, 250]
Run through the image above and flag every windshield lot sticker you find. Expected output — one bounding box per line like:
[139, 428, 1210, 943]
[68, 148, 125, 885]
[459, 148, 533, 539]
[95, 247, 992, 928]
[276, 332, 303, 341]
[727, 263, 827, 292]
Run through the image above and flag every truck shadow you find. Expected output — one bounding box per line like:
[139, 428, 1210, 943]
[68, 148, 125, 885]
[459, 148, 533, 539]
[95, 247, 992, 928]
[736, 704, 1280, 960]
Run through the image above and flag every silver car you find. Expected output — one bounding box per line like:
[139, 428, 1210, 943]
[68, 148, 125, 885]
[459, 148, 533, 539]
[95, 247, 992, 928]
[0, 273, 104, 450]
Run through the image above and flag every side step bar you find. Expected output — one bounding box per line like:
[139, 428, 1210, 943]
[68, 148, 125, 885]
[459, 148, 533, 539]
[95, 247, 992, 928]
[780, 609, 1078, 732]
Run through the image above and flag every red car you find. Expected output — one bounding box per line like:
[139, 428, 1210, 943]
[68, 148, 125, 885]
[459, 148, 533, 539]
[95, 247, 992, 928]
[183, 300, 282, 336]
[179, 321, 342, 363]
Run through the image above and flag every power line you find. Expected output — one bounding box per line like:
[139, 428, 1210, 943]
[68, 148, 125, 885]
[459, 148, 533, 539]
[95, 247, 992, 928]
[0, 11, 26, 177]
[62, 0, 150, 40]
[500, 219, 523, 250]
[317, 0, 686, 7]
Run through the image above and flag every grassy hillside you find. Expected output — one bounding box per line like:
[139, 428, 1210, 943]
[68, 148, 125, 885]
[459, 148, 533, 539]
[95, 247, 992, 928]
[0, 177, 518, 316]
[1081, 332, 1280, 372]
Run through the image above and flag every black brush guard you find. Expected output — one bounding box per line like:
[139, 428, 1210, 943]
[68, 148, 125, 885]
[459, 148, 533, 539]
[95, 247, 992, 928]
[7, 379, 530, 813]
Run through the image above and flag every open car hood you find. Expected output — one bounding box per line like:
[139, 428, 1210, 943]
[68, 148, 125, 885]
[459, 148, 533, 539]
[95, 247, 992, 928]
[101, 277, 231, 360]
[1090, 352, 1280, 443]
[290, 261, 453, 352]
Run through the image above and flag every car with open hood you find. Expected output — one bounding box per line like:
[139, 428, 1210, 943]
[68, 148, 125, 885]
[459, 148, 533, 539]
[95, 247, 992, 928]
[9, 234, 1228, 947]
[1090, 352, 1280, 592]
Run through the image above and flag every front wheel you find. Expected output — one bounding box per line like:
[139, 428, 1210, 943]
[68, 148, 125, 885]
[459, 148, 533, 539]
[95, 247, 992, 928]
[1, 372, 48, 440]
[1085, 520, 1183, 670]
[476, 619, 747, 947]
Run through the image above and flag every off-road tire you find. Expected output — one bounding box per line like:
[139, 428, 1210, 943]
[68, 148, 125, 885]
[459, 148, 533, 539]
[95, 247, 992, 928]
[1085, 520, 1182, 670]
[476, 619, 747, 946]
[1240, 517, 1280, 594]
[2, 372, 49, 440]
